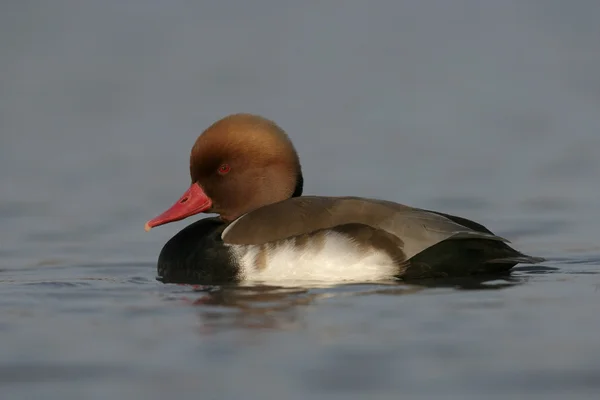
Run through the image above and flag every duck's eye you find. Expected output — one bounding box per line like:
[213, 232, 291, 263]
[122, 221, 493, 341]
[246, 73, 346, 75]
[217, 164, 231, 175]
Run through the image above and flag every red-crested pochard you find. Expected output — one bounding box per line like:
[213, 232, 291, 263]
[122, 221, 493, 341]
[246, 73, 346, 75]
[145, 114, 543, 284]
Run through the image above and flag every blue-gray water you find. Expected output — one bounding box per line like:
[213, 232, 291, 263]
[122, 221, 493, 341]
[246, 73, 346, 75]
[1, 1, 600, 399]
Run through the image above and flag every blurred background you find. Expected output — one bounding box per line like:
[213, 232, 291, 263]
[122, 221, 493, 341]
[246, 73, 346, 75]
[1, 1, 600, 399]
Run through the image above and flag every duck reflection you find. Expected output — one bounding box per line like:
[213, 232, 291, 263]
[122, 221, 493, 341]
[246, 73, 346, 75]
[187, 285, 317, 332]
[172, 265, 557, 333]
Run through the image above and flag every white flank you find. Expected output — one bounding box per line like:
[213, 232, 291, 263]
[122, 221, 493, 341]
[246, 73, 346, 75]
[228, 230, 399, 284]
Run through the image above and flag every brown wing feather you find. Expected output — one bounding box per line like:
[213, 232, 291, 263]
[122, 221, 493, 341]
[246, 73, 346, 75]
[221, 196, 507, 259]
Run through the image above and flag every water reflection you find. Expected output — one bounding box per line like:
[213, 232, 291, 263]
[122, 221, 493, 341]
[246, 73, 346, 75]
[181, 266, 559, 331]
[188, 285, 321, 331]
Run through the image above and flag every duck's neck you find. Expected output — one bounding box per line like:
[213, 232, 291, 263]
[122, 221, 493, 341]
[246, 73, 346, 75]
[291, 171, 304, 197]
[220, 169, 303, 222]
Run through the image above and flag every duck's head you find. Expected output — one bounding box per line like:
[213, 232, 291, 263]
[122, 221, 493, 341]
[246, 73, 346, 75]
[145, 113, 303, 230]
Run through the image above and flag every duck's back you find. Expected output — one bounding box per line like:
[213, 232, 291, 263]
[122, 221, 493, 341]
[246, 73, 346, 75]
[222, 196, 508, 258]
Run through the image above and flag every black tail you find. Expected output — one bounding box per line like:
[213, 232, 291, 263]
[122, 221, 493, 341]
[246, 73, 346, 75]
[402, 239, 544, 280]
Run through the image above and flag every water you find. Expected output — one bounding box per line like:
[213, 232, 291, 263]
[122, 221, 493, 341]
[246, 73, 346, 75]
[1, 1, 600, 399]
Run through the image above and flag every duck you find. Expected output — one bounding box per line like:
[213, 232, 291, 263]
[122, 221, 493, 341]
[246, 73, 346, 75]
[145, 113, 543, 285]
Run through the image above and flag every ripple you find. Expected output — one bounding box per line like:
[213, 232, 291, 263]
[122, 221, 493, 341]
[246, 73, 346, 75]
[21, 281, 92, 288]
[0, 364, 132, 384]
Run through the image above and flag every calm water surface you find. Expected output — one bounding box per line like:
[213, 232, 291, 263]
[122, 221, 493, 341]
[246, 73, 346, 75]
[1, 1, 600, 399]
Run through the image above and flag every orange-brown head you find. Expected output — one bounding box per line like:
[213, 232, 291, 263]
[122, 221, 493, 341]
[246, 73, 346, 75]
[145, 113, 303, 230]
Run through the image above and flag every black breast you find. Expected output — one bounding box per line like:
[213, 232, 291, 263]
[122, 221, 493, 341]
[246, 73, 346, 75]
[156, 217, 240, 284]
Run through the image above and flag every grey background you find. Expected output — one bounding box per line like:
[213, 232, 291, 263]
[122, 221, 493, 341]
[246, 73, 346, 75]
[1, 1, 599, 399]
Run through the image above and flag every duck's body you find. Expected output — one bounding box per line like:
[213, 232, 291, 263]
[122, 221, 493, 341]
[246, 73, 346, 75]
[155, 196, 541, 285]
[157, 214, 402, 284]
[146, 114, 542, 285]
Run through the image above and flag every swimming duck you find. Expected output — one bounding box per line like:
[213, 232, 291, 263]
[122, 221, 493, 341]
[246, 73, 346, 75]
[145, 114, 542, 284]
